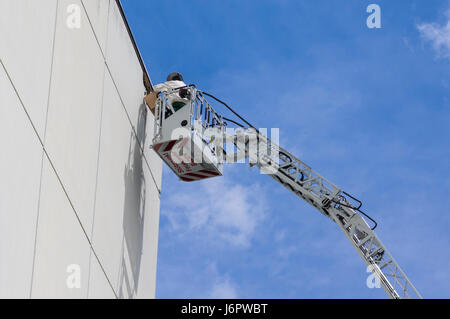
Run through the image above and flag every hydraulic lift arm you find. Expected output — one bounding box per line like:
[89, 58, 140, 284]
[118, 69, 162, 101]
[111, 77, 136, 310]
[219, 129, 422, 299]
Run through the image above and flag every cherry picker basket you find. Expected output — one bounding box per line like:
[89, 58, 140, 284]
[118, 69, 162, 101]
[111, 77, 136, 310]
[151, 86, 225, 182]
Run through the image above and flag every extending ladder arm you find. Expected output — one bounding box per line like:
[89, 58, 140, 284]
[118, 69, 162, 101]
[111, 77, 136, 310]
[216, 128, 422, 299]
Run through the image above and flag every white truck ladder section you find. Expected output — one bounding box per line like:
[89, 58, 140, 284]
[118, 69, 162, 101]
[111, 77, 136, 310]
[151, 86, 422, 299]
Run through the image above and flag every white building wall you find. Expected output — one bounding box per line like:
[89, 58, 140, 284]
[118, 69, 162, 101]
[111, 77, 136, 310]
[0, 0, 162, 298]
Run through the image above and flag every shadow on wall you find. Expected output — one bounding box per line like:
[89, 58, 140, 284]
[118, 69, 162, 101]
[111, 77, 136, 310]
[118, 103, 148, 298]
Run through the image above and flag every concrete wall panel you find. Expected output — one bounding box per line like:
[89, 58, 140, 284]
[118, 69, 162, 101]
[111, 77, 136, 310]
[91, 62, 161, 299]
[0, 0, 58, 138]
[93, 69, 161, 298]
[90, 71, 134, 293]
[31, 158, 91, 299]
[143, 112, 163, 192]
[0, 67, 43, 298]
[106, 1, 147, 136]
[44, 0, 105, 237]
[135, 163, 161, 299]
[0, 0, 162, 299]
[87, 250, 116, 299]
[116, 149, 160, 298]
[81, 0, 110, 55]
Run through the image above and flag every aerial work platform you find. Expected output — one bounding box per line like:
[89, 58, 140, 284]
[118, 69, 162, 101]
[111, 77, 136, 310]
[151, 86, 224, 182]
[148, 85, 422, 299]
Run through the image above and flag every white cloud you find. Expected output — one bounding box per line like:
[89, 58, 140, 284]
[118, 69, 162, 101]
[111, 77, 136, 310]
[162, 177, 267, 248]
[156, 259, 241, 298]
[205, 261, 239, 298]
[417, 10, 450, 60]
[209, 277, 238, 299]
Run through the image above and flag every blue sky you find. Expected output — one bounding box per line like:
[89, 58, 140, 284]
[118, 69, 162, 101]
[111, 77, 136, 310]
[121, 0, 450, 298]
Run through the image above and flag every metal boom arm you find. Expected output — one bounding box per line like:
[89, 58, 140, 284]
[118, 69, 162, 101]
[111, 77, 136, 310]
[220, 129, 422, 299]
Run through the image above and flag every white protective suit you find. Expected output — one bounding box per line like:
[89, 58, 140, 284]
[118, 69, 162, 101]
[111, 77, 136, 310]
[153, 80, 189, 112]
